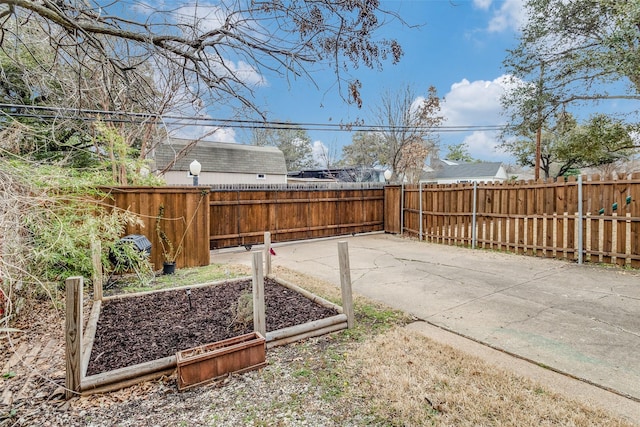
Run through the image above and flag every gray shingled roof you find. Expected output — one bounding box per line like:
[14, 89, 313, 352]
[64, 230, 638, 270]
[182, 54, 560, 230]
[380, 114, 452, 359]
[433, 162, 503, 179]
[153, 139, 287, 174]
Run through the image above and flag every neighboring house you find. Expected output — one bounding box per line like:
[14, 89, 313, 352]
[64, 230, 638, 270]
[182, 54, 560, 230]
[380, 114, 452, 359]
[287, 167, 386, 183]
[421, 160, 508, 184]
[151, 139, 287, 185]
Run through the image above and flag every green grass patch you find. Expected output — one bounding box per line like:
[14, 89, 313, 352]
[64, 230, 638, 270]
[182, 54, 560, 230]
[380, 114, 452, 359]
[106, 263, 249, 294]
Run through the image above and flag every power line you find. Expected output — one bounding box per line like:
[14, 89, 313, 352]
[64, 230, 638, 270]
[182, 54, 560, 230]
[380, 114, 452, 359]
[0, 103, 507, 133]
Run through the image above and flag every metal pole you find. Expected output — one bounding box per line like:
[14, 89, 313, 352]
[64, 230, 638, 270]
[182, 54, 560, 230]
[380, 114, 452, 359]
[193, 175, 199, 186]
[535, 126, 541, 180]
[419, 182, 423, 241]
[472, 181, 478, 249]
[577, 175, 583, 265]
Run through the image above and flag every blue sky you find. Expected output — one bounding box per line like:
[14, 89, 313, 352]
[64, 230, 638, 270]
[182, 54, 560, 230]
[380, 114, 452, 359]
[244, 0, 528, 164]
[130, 0, 638, 166]
[162, 0, 528, 164]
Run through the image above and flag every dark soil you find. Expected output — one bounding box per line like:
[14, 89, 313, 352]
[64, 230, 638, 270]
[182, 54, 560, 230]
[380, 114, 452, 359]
[87, 278, 338, 375]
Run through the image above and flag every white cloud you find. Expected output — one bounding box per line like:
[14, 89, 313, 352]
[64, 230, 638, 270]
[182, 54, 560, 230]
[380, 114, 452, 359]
[440, 75, 525, 162]
[170, 124, 238, 143]
[441, 75, 514, 127]
[473, 0, 493, 10]
[131, 1, 156, 16]
[461, 131, 511, 162]
[312, 140, 328, 167]
[173, 4, 228, 33]
[487, 0, 525, 33]
[224, 60, 266, 87]
[173, 3, 267, 88]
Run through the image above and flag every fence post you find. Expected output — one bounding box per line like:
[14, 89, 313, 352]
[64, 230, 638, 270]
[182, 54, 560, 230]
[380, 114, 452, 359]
[626, 213, 632, 267]
[472, 181, 478, 249]
[338, 241, 355, 329]
[251, 252, 266, 337]
[400, 183, 404, 236]
[264, 232, 272, 276]
[419, 182, 423, 241]
[65, 276, 83, 399]
[577, 175, 584, 264]
[612, 213, 618, 265]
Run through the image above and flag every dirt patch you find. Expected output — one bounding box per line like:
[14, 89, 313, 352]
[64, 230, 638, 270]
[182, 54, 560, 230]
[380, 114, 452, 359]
[87, 277, 338, 375]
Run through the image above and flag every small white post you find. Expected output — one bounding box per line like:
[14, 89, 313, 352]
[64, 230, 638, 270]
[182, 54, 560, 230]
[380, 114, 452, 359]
[252, 252, 266, 336]
[264, 231, 272, 276]
[338, 241, 355, 328]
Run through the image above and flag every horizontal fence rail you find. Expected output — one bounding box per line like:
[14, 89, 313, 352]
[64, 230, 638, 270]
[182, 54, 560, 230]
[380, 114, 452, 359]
[392, 173, 640, 268]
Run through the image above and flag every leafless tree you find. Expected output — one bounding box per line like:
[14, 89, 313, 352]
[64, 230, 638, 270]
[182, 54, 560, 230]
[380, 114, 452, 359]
[397, 138, 431, 184]
[0, 0, 404, 114]
[372, 85, 444, 183]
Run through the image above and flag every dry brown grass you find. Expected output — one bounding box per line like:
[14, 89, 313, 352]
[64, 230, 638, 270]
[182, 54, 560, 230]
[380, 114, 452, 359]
[273, 265, 634, 426]
[346, 326, 633, 426]
[4, 263, 634, 425]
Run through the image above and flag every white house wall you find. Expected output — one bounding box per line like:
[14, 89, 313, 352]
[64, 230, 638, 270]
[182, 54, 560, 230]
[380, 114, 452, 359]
[163, 171, 287, 186]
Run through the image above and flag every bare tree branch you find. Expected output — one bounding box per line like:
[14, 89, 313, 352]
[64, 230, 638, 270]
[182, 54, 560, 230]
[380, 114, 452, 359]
[0, 0, 405, 114]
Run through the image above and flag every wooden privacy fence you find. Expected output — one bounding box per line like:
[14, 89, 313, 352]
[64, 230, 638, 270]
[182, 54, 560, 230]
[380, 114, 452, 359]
[385, 174, 640, 268]
[103, 184, 384, 268]
[208, 184, 385, 249]
[101, 187, 211, 269]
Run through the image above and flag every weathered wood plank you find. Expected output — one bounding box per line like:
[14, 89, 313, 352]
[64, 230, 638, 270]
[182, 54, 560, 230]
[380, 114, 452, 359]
[82, 300, 101, 378]
[338, 241, 354, 329]
[252, 252, 266, 337]
[65, 276, 83, 399]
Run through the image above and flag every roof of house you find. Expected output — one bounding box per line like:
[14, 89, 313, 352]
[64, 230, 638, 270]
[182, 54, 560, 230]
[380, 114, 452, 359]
[287, 167, 384, 182]
[153, 139, 287, 175]
[435, 162, 504, 179]
[422, 161, 504, 181]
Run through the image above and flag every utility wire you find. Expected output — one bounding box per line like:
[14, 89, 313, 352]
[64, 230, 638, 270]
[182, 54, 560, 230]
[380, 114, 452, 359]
[0, 103, 507, 133]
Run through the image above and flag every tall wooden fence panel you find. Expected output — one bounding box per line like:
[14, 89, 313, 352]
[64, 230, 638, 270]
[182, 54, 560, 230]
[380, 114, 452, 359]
[208, 185, 385, 249]
[394, 174, 640, 268]
[384, 185, 402, 233]
[102, 187, 211, 269]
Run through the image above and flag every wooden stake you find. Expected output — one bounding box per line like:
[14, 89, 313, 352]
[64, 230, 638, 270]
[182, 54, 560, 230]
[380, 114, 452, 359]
[65, 276, 83, 399]
[252, 252, 266, 337]
[338, 241, 354, 329]
[264, 232, 272, 276]
[91, 240, 103, 301]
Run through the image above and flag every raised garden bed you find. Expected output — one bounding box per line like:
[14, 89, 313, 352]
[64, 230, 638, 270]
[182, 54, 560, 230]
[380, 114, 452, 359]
[72, 275, 346, 395]
[87, 277, 340, 375]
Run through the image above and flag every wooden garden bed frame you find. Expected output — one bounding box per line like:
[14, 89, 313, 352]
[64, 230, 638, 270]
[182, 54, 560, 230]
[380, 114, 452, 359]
[65, 237, 354, 398]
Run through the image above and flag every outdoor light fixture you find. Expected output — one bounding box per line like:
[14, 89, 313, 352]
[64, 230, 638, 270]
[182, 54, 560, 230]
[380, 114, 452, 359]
[189, 160, 201, 186]
[186, 287, 192, 310]
[383, 169, 392, 183]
